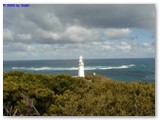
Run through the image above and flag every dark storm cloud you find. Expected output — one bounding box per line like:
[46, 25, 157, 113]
[51, 4, 155, 29]
[4, 4, 155, 30]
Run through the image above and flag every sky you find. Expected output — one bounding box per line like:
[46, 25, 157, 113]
[3, 4, 156, 60]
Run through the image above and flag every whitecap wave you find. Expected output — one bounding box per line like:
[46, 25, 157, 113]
[12, 67, 78, 71]
[12, 64, 135, 71]
[99, 64, 135, 70]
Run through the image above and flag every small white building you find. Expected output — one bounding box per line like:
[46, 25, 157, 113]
[78, 56, 85, 77]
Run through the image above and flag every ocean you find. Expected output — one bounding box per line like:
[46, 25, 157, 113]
[3, 58, 155, 82]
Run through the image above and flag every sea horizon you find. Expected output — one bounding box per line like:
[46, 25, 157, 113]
[3, 57, 155, 62]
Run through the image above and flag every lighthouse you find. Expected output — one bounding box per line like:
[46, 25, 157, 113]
[78, 56, 85, 77]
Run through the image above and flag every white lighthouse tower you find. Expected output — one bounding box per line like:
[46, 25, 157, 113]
[78, 56, 85, 77]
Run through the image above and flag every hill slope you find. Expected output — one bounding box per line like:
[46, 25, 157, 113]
[3, 71, 155, 116]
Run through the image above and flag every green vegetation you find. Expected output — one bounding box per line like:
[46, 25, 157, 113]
[3, 71, 155, 116]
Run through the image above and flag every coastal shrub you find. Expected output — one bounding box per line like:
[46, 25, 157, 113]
[3, 71, 155, 116]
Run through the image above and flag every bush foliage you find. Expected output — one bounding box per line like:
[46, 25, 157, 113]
[3, 71, 155, 116]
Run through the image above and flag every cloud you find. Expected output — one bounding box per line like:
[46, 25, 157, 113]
[116, 42, 132, 51]
[3, 29, 14, 41]
[26, 10, 63, 31]
[30, 25, 99, 44]
[142, 42, 155, 53]
[17, 34, 32, 40]
[3, 4, 155, 45]
[36, 30, 61, 41]
[3, 4, 155, 60]
[102, 44, 111, 50]
[4, 43, 30, 53]
[63, 26, 100, 43]
[51, 4, 155, 30]
[143, 43, 150, 48]
[103, 28, 131, 40]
